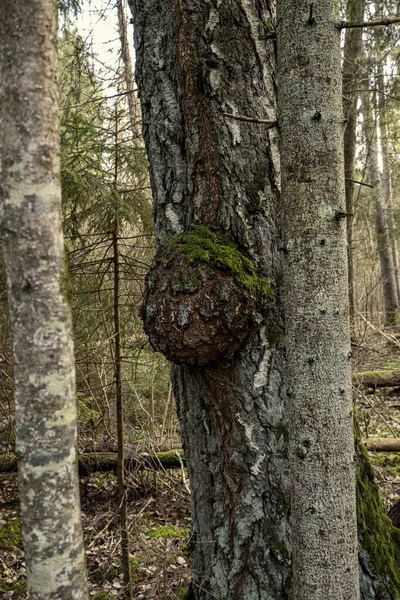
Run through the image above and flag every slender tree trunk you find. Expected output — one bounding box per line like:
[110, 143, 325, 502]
[130, 2, 291, 599]
[361, 84, 398, 327]
[343, 0, 366, 330]
[117, 0, 141, 142]
[113, 106, 132, 595]
[0, 1, 88, 598]
[277, 2, 359, 599]
[377, 69, 400, 301]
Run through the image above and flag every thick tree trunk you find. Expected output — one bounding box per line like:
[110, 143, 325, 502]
[130, 2, 290, 599]
[277, 2, 359, 599]
[342, 0, 366, 329]
[0, 1, 88, 598]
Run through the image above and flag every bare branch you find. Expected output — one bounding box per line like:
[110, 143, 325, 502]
[222, 112, 278, 127]
[338, 16, 400, 29]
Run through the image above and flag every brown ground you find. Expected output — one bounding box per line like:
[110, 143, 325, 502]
[2, 326, 400, 599]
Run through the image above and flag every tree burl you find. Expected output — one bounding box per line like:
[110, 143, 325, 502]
[141, 226, 271, 366]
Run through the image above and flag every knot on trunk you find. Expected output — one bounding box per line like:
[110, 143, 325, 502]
[141, 226, 271, 366]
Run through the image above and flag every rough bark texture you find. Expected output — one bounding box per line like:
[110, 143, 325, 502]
[0, 2, 88, 598]
[342, 0, 366, 327]
[130, 2, 291, 599]
[277, 2, 359, 599]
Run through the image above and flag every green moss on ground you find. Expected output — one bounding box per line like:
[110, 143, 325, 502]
[355, 421, 400, 594]
[169, 225, 272, 298]
[372, 453, 400, 479]
[0, 516, 22, 550]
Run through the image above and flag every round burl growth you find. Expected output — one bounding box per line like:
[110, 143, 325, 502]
[142, 227, 271, 366]
[143, 254, 255, 365]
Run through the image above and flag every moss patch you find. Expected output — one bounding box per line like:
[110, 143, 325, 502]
[355, 421, 400, 594]
[170, 225, 272, 298]
[0, 516, 22, 551]
[372, 453, 400, 479]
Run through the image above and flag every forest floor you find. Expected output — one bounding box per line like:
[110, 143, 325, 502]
[0, 468, 192, 599]
[353, 327, 400, 509]
[2, 327, 400, 599]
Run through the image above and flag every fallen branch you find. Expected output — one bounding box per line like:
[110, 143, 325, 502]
[353, 370, 400, 388]
[0, 450, 185, 476]
[363, 438, 400, 452]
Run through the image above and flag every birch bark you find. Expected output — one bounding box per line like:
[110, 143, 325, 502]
[0, 1, 88, 598]
[130, 2, 291, 599]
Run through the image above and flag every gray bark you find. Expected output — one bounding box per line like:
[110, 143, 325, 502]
[130, 2, 290, 599]
[277, 2, 359, 599]
[0, 1, 88, 598]
[342, 0, 366, 327]
[361, 83, 398, 327]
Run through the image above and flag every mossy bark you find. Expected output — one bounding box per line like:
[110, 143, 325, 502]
[355, 423, 400, 599]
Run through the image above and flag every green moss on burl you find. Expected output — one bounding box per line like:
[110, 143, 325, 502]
[355, 420, 400, 594]
[169, 226, 272, 298]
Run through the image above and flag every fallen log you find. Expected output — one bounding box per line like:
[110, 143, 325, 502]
[363, 438, 400, 452]
[353, 370, 400, 388]
[0, 450, 185, 476]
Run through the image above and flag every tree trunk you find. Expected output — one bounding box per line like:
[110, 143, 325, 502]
[130, 2, 290, 599]
[130, 1, 400, 598]
[277, 2, 359, 599]
[377, 69, 400, 301]
[0, 1, 88, 598]
[361, 80, 398, 327]
[342, 0, 366, 329]
[113, 105, 132, 595]
[116, 0, 142, 142]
